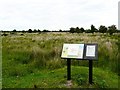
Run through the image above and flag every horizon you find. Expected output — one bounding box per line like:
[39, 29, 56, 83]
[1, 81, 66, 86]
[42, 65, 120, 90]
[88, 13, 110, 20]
[0, 24, 119, 31]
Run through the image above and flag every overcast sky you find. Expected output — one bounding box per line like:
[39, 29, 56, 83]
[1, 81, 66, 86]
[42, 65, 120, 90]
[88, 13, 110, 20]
[0, 0, 119, 31]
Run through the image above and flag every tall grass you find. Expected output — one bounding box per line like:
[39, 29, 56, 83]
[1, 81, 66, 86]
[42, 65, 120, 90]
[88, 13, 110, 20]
[2, 32, 120, 78]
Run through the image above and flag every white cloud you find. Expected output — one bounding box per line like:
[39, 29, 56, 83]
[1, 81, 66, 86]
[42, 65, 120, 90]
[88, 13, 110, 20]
[0, 0, 119, 30]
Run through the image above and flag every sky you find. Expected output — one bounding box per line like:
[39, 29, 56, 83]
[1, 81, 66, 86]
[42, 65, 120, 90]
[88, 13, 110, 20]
[0, 0, 119, 31]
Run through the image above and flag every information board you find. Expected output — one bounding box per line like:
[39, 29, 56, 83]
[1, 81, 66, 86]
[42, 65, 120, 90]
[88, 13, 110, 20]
[61, 43, 98, 60]
[61, 43, 98, 84]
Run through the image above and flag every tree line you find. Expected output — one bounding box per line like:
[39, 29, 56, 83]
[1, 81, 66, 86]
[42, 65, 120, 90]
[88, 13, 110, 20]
[69, 25, 119, 35]
[1, 24, 120, 35]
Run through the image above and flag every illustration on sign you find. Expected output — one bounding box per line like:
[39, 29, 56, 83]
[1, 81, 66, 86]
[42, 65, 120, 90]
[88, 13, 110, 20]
[61, 44, 84, 59]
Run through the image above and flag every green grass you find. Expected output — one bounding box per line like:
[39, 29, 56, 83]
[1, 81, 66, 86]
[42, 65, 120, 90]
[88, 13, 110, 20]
[2, 66, 118, 88]
[2, 32, 120, 88]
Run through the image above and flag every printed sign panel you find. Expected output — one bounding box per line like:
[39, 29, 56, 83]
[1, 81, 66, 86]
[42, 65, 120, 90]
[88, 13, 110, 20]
[84, 44, 98, 60]
[86, 45, 95, 57]
[61, 44, 84, 59]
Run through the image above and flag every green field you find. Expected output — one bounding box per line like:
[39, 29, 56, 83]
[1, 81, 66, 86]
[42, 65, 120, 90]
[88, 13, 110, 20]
[2, 32, 120, 88]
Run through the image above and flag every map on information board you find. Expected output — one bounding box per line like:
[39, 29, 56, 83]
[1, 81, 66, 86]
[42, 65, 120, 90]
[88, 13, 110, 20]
[61, 44, 84, 59]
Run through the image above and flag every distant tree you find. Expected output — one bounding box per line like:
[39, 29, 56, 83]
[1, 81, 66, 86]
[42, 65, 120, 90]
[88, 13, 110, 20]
[91, 25, 97, 34]
[38, 29, 41, 33]
[76, 27, 81, 33]
[28, 29, 32, 33]
[43, 29, 49, 32]
[85, 29, 91, 33]
[59, 29, 62, 32]
[70, 27, 75, 33]
[33, 29, 37, 33]
[13, 29, 16, 32]
[99, 25, 107, 33]
[11, 29, 17, 34]
[22, 30, 25, 33]
[80, 27, 85, 33]
[108, 25, 117, 35]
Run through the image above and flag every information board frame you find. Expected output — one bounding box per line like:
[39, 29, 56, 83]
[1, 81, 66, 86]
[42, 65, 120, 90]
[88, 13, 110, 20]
[84, 44, 98, 60]
[61, 44, 85, 59]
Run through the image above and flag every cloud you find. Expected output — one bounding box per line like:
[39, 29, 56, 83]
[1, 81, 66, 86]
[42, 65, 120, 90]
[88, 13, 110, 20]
[0, 0, 119, 30]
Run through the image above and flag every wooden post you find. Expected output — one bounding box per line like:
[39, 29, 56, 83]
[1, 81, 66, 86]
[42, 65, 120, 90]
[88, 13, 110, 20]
[89, 60, 93, 84]
[67, 59, 71, 80]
